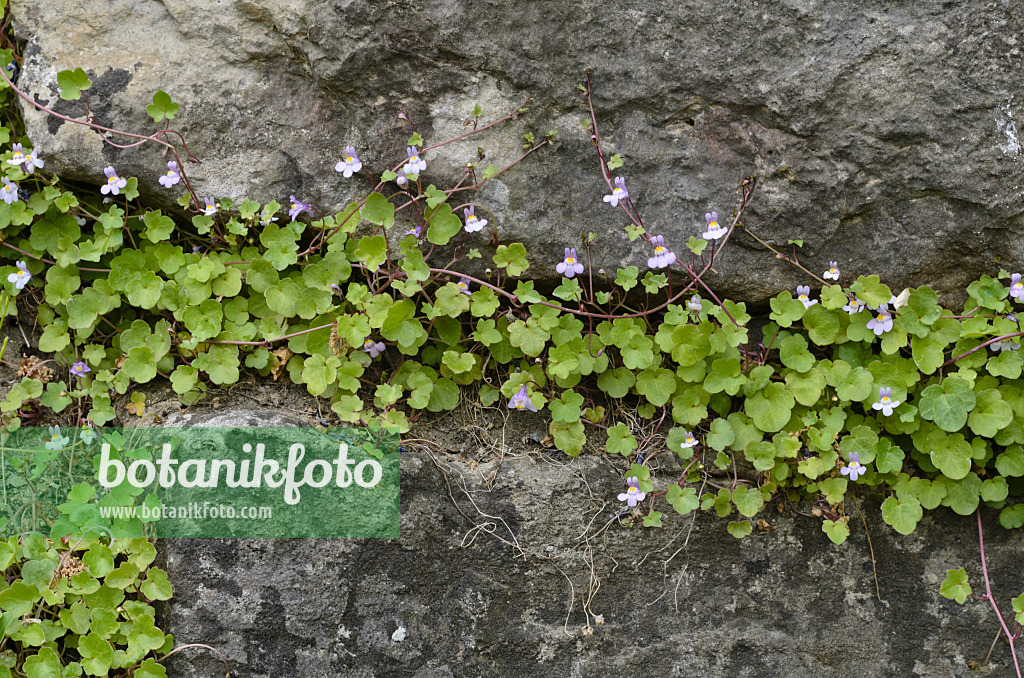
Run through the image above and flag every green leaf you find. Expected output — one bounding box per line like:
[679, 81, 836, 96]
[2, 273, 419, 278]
[134, 659, 168, 678]
[731, 485, 763, 517]
[549, 390, 584, 423]
[822, 518, 850, 545]
[803, 304, 840, 345]
[769, 292, 805, 327]
[493, 244, 530, 277]
[550, 420, 585, 456]
[127, 613, 166, 659]
[968, 389, 1013, 437]
[635, 367, 676, 407]
[742, 441, 775, 471]
[779, 333, 814, 372]
[727, 520, 753, 538]
[193, 345, 240, 385]
[260, 224, 299, 270]
[143, 210, 176, 242]
[145, 89, 180, 122]
[939, 568, 972, 604]
[996, 445, 1024, 476]
[597, 367, 635, 399]
[881, 495, 923, 535]
[705, 418, 735, 451]
[606, 423, 638, 456]
[425, 204, 462, 245]
[139, 569, 173, 602]
[944, 473, 982, 515]
[930, 432, 973, 480]
[850, 275, 892, 307]
[642, 511, 663, 528]
[1012, 593, 1024, 625]
[23, 647, 62, 678]
[361, 192, 395, 228]
[744, 382, 795, 433]
[606, 154, 623, 170]
[57, 67, 92, 100]
[666, 485, 699, 515]
[424, 184, 447, 208]
[967, 275, 1008, 311]
[1000, 504, 1024, 529]
[817, 477, 848, 505]
[78, 632, 114, 676]
[919, 377, 976, 432]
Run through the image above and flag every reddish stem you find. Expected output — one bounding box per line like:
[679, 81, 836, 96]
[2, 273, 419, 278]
[976, 509, 1022, 677]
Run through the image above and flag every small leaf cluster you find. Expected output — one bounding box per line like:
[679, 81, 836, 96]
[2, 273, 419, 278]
[0, 535, 174, 678]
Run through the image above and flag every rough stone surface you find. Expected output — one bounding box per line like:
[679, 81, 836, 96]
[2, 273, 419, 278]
[11, 1, 1024, 302]
[153, 411, 1021, 677]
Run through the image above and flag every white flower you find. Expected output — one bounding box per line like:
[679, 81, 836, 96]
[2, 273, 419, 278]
[871, 387, 900, 416]
[823, 261, 840, 281]
[0, 178, 17, 204]
[796, 285, 817, 309]
[6, 260, 31, 290]
[843, 296, 865, 315]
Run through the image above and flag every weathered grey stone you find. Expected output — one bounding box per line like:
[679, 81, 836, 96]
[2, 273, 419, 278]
[154, 414, 1022, 677]
[12, 1, 1024, 303]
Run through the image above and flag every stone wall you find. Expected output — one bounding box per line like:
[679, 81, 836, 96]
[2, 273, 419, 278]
[12, 0, 1024, 302]
[154, 411, 1021, 677]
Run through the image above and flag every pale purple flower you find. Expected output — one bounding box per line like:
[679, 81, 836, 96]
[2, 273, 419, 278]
[202, 197, 218, 216]
[796, 285, 817, 309]
[403, 146, 426, 176]
[866, 305, 894, 335]
[679, 431, 698, 448]
[404, 224, 422, 240]
[100, 166, 127, 196]
[159, 161, 180, 188]
[648, 235, 677, 269]
[396, 173, 409, 188]
[0, 177, 17, 204]
[70, 361, 91, 378]
[259, 209, 278, 227]
[556, 247, 584, 278]
[508, 385, 538, 412]
[840, 452, 866, 481]
[618, 476, 647, 507]
[687, 295, 703, 313]
[79, 423, 98, 445]
[23, 148, 43, 173]
[603, 177, 629, 207]
[463, 206, 487, 233]
[1010, 273, 1024, 301]
[362, 338, 385, 359]
[842, 296, 865, 315]
[288, 196, 312, 222]
[823, 261, 840, 281]
[7, 142, 25, 167]
[992, 339, 1021, 352]
[871, 387, 900, 416]
[335, 146, 363, 178]
[457, 277, 472, 295]
[702, 211, 728, 240]
[45, 425, 68, 451]
[6, 260, 30, 290]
